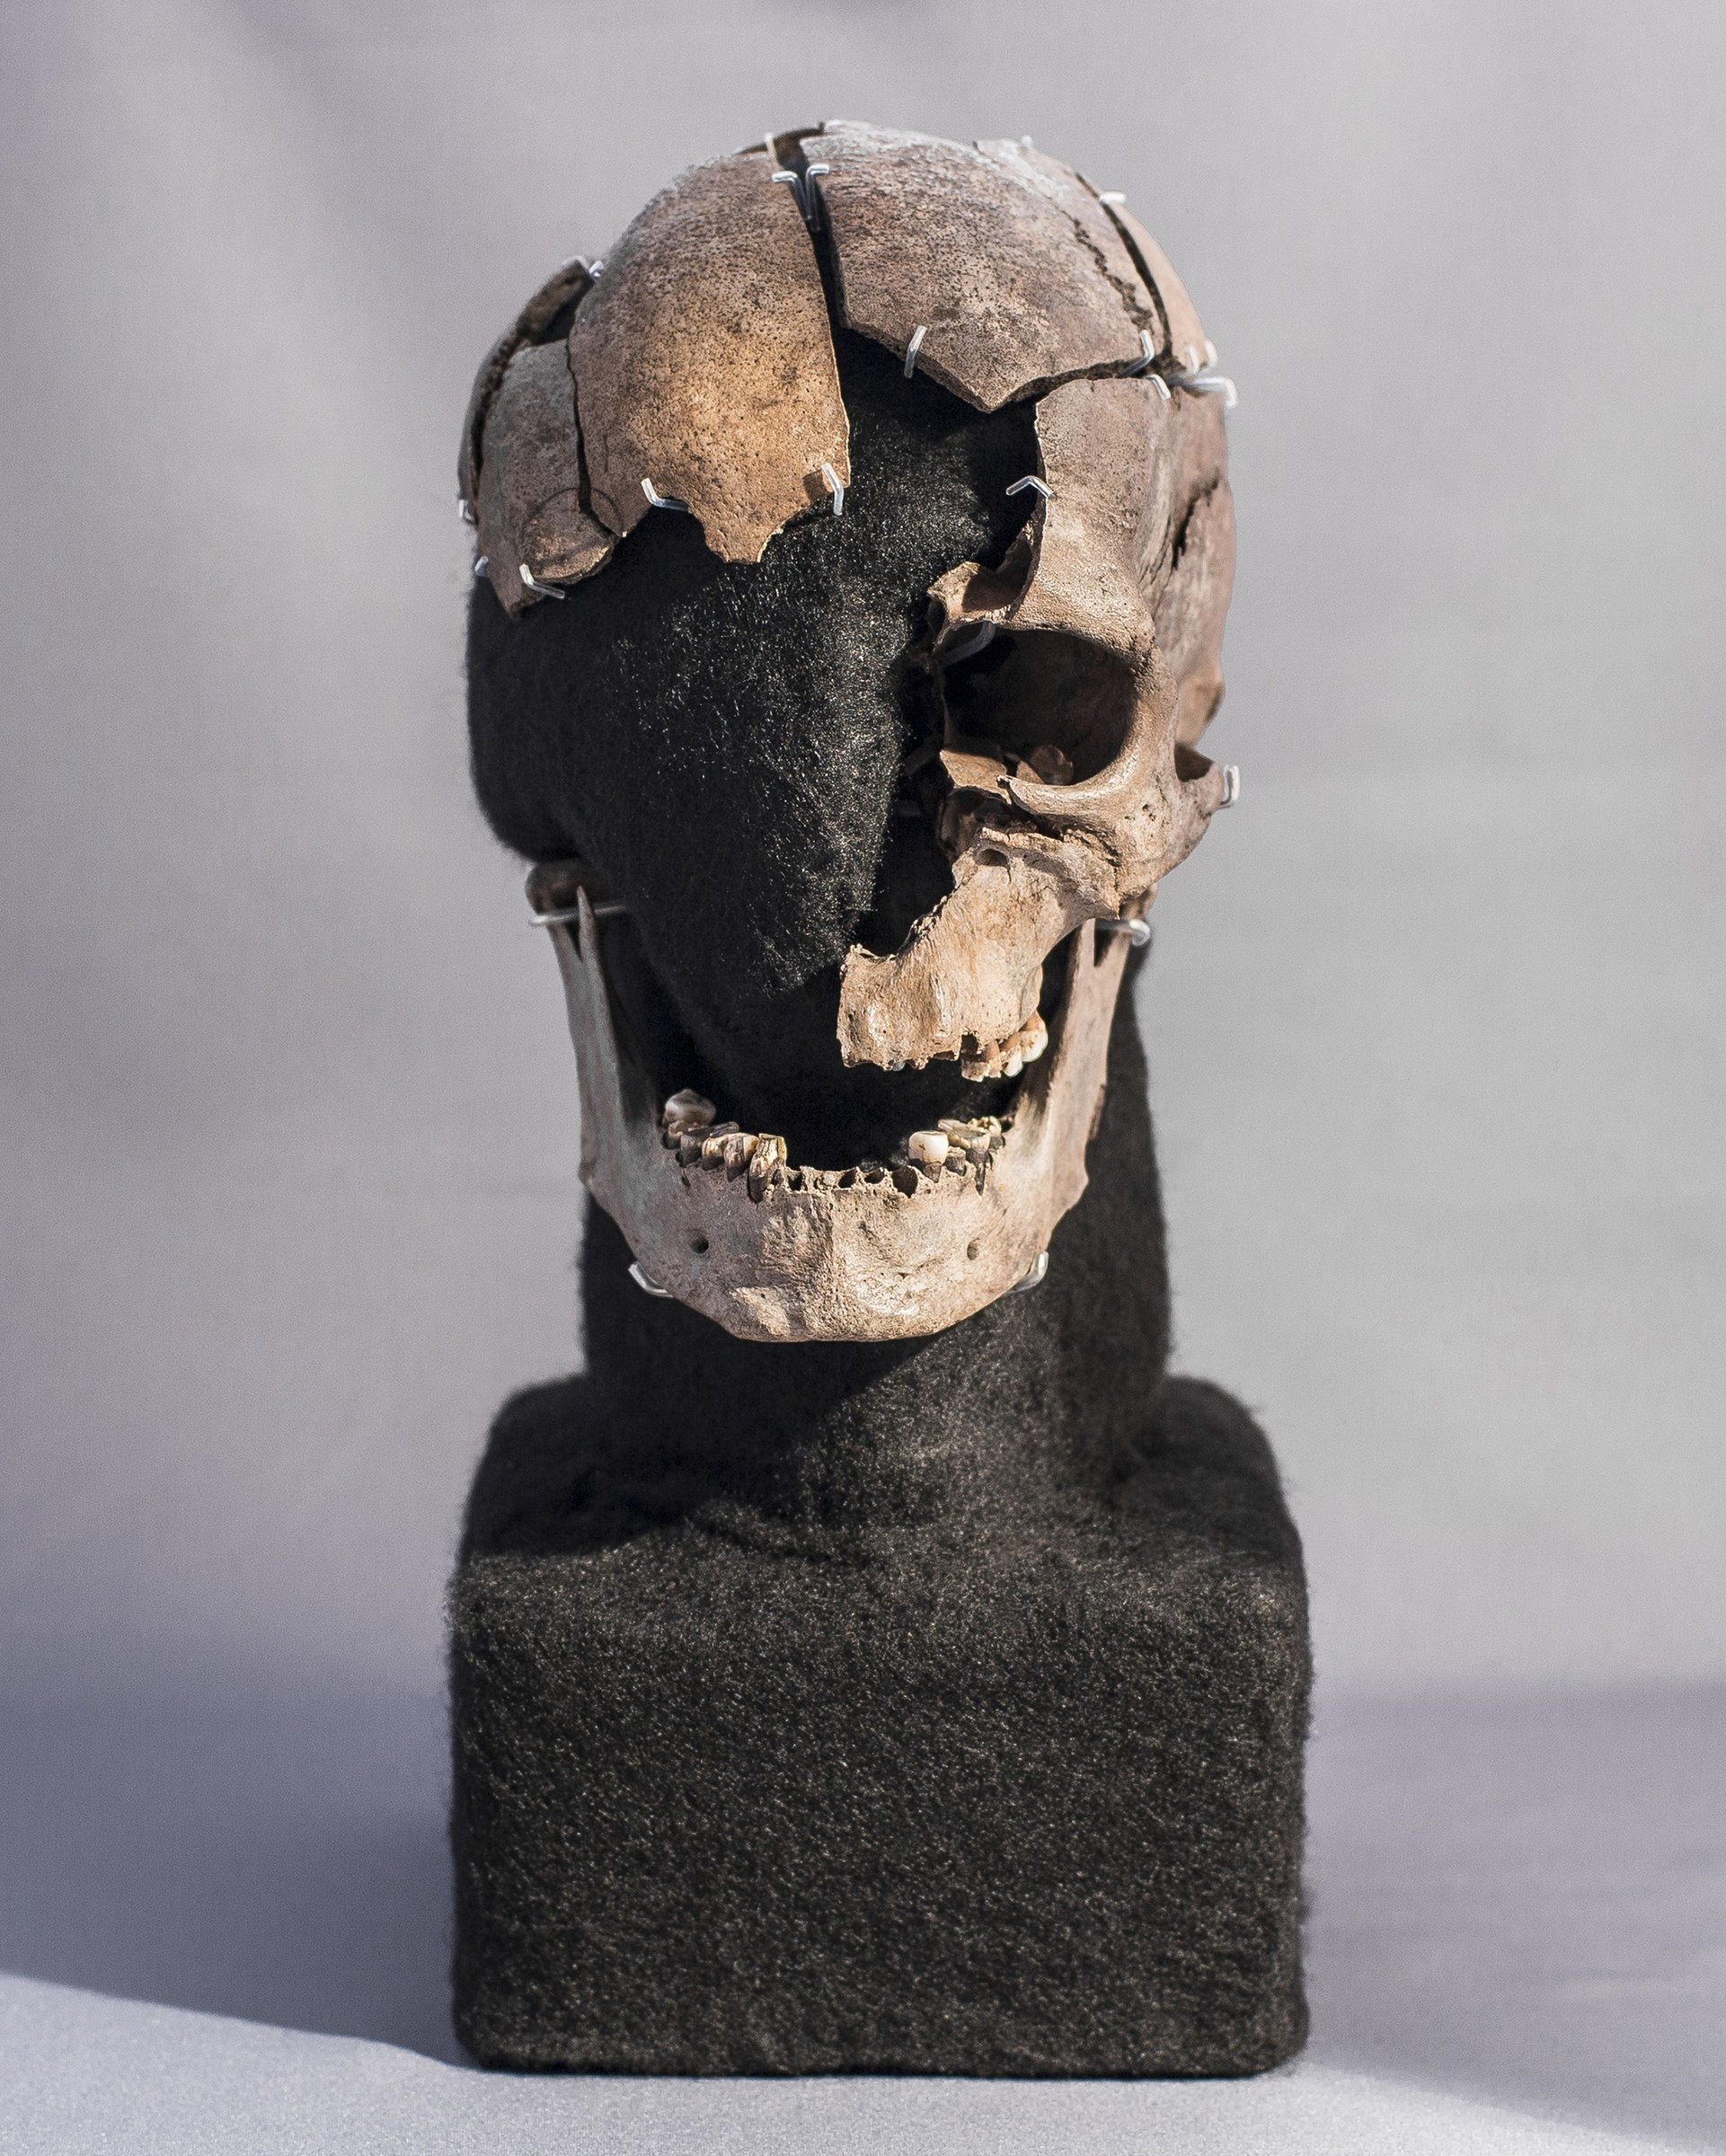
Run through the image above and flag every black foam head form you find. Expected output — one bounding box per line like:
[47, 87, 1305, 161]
[467, 329, 1038, 1163]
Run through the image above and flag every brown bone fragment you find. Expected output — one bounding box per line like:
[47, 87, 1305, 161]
[837, 376, 1229, 1071]
[457, 255, 593, 510]
[475, 342, 615, 617]
[569, 153, 850, 563]
[1102, 200, 1210, 376]
[814, 123, 1156, 410]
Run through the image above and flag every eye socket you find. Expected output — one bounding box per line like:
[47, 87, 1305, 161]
[939, 629, 1134, 783]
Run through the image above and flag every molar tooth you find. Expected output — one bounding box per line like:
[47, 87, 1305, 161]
[907, 1130, 950, 1168]
[661, 1089, 717, 1137]
[721, 1131, 756, 1177]
[1003, 1048, 1024, 1079]
[1016, 1012, 1049, 1064]
[697, 1121, 741, 1168]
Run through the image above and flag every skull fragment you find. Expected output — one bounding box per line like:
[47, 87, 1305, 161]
[463, 123, 1238, 1343]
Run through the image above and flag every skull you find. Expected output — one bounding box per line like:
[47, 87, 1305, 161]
[463, 123, 1237, 1343]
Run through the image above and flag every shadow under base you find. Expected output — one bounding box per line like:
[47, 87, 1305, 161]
[449, 1368, 1308, 2076]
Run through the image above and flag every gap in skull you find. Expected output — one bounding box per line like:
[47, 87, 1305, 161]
[599, 908, 1028, 1176]
[468, 310, 1042, 1173]
[941, 629, 1134, 783]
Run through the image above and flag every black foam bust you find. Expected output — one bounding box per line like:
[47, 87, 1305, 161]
[449, 328, 1310, 2073]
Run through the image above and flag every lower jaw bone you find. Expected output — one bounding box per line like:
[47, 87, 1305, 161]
[542, 892, 1130, 1343]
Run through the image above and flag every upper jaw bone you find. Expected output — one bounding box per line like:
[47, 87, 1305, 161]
[836, 376, 1231, 1080]
[836, 839, 1098, 1071]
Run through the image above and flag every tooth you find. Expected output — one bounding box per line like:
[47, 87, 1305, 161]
[661, 1089, 717, 1137]
[907, 1130, 950, 1168]
[721, 1131, 756, 1177]
[747, 1134, 786, 1198]
[1016, 1012, 1048, 1064]
[939, 1116, 1004, 1153]
[697, 1122, 742, 1168]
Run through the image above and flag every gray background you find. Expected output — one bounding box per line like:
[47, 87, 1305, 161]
[1, 1, 1722, 2148]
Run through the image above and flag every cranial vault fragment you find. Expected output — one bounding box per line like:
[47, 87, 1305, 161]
[462, 121, 1240, 1344]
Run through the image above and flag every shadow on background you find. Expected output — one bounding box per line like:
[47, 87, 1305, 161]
[0, 1690, 460, 2064]
[0, 1683, 1722, 2145]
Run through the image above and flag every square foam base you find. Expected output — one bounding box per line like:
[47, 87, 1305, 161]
[449, 1374, 1309, 2075]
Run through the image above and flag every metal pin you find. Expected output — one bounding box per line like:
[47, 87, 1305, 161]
[642, 479, 690, 511]
[528, 898, 628, 926]
[941, 622, 996, 665]
[820, 462, 845, 515]
[473, 556, 489, 576]
[771, 163, 828, 225]
[1005, 474, 1051, 500]
[1098, 190, 1126, 206]
[1007, 1249, 1049, 1294]
[1219, 764, 1241, 807]
[1182, 373, 1239, 411]
[519, 562, 567, 599]
[1096, 916, 1152, 948]
[629, 1260, 675, 1299]
[904, 324, 927, 379]
[1183, 343, 1203, 373]
[1126, 329, 1157, 376]
[588, 259, 605, 277]
[456, 495, 476, 524]
[1205, 339, 1218, 367]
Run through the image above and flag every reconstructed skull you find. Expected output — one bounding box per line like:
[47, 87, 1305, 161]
[463, 123, 1237, 1343]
